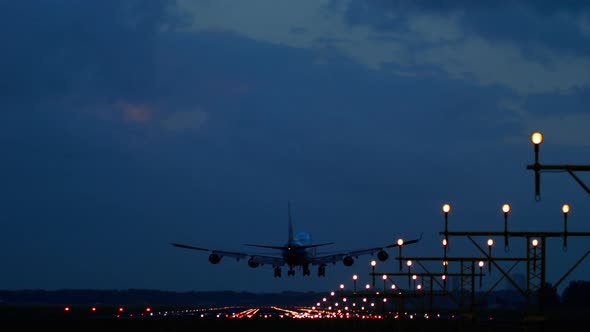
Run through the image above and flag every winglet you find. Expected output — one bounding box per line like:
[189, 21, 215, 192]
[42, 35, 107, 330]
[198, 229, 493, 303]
[385, 232, 423, 248]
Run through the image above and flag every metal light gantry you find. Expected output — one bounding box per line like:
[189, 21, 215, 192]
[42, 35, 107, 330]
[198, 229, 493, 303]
[526, 131, 590, 201]
[361, 202, 590, 318]
[331, 132, 590, 319]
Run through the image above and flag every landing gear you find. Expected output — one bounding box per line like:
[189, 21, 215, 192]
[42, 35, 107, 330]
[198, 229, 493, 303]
[287, 268, 295, 276]
[274, 267, 282, 278]
[318, 264, 326, 277]
[303, 265, 311, 276]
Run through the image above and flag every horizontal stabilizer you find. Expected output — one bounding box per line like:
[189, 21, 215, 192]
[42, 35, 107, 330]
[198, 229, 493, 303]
[245, 242, 335, 250]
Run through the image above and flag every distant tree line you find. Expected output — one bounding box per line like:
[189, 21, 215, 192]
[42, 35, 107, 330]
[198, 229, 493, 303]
[1, 280, 589, 308]
[0, 289, 321, 306]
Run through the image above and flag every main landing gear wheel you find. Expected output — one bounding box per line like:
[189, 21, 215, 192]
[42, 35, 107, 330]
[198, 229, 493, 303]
[303, 266, 311, 276]
[318, 264, 326, 277]
[288, 269, 295, 276]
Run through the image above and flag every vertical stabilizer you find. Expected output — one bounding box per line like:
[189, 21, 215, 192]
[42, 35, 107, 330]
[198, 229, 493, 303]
[288, 200, 294, 242]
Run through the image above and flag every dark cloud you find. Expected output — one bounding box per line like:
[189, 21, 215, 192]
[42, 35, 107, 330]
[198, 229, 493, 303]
[0, 0, 178, 107]
[341, 0, 590, 54]
[341, 0, 590, 14]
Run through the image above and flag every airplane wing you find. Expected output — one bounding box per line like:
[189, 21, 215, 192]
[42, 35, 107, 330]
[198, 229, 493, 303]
[384, 233, 423, 248]
[170, 242, 286, 266]
[309, 234, 423, 266]
[244, 242, 335, 250]
[309, 247, 382, 266]
[171, 242, 249, 260]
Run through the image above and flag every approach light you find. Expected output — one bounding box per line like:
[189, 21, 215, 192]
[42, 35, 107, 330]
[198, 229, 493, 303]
[502, 204, 511, 214]
[531, 132, 543, 145]
[442, 204, 451, 213]
[562, 204, 570, 214]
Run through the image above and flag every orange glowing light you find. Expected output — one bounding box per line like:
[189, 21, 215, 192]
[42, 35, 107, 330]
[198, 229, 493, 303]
[442, 204, 451, 213]
[531, 132, 543, 145]
[502, 204, 511, 214]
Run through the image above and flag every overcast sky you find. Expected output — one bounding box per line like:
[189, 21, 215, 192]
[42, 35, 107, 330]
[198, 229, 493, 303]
[1, 0, 589, 294]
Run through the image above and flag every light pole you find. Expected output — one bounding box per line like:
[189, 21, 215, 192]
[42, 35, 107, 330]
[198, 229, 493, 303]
[478, 261, 484, 287]
[442, 203, 451, 240]
[371, 260, 377, 287]
[531, 132, 543, 201]
[382, 274, 387, 292]
[353, 274, 358, 294]
[406, 260, 412, 288]
[487, 238, 494, 273]
[532, 239, 539, 271]
[562, 204, 570, 249]
[397, 238, 404, 271]
[502, 203, 511, 250]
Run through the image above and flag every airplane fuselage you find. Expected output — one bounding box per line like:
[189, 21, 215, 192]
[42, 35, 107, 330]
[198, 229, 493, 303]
[282, 244, 313, 266]
[282, 231, 314, 267]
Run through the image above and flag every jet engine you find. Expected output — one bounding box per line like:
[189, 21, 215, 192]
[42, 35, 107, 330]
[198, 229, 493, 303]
[377, 250, 389, 261]
[343, 256, 354, 266]
[208, 253, 221, 264]
[248, 257, 260, 268]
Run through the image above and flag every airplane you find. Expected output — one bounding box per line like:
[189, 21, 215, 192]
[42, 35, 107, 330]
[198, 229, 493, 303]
[170, 201, 421, 278]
